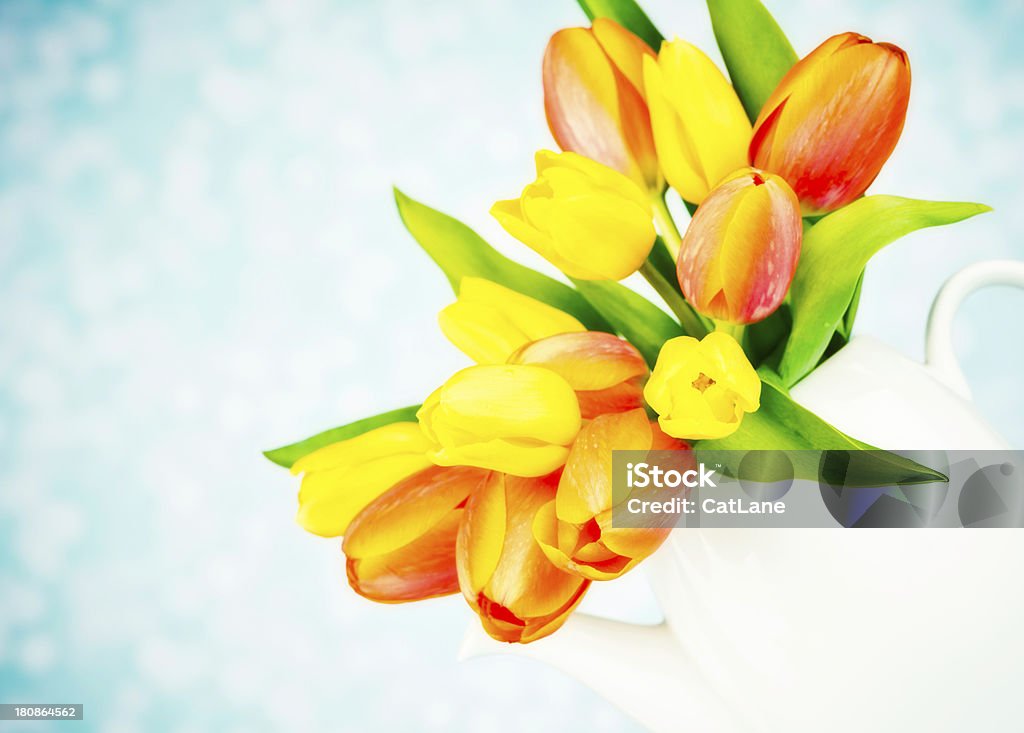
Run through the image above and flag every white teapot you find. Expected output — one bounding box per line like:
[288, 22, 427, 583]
[461, 260, 1024, 733]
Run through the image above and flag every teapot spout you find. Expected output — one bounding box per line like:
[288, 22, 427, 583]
[459, 613, 745, 733]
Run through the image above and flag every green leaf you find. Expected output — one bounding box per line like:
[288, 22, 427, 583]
[745, 302, 791, 368]
[706, 0, 798, 122]
[646, 235, 678, 287]
[577, 0, 664, 50]
[697, 382, 947, 486]
[263, 405, 421, 469]
[571, 278, 683, 367]
[836, 271, 864, 341]
[779, 196, 991, 387]
[394, 188, 612, 332]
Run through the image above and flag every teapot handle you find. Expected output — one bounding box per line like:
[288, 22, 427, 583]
[926, 259, 1024, 398]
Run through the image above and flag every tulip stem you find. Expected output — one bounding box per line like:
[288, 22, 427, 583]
[713, 320, 746, 344]
[651, 194, 684, 260]
[639, 260, 708, 338]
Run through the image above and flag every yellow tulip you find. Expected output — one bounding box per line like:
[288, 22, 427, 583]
[290, 422, 434, 537]
[343, 465, 489, 602]
[643, 40, 752, 204]
[643, 332, 761, 440]
[457, 471, 590, 643]
[491, 150, 656, 281]
[438, 277, 585, 364]
[418, 364, 582, 477]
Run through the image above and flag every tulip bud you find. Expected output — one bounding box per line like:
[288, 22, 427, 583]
[750, 32, 911, 215]
[418, 364, 582, 477]
[644, 332, 761, 440]
[290, 422, 434, 537]
[677, 167, 801, 325]
[457, 471, 590, 643]
[543, 18, 659, 190]
[533, 409, 673, 581]
[508, 331, 647, 419]
[642, 40, 752, 204]
[343, 466, 489, 602]
[438, 277, 585, 364]
[491, 150, 656, 281]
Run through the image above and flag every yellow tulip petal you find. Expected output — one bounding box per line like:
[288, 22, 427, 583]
[494, 150, 656, 281]
[427, 365, 581, 446]
[438, 277, 585, 364]
[431, 438, 570, 478]
[644, 41, 751, 203]
[645, 333, 761, 441]
[296, 452, 434, 537]
[291, 422, 432, 475]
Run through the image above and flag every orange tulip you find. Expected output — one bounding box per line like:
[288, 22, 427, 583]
[543, 18, 659, 191]
[750, 32, 911, 215]
[457, 471, 590, 643]
[677, 167, 802, 324]
[533, 409, 688, 581]
[508, 331, 647, 419]
[343, 465, 488, 603]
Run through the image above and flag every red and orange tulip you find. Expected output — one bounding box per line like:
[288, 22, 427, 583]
[677, 167, 802, 325]
[508, 331, 647, 419]
[750, 32, 911, 215]
[343, 465, 488, 602]
[457, 470, 590, 643]
[543, 18, 659, 191]
[533, 409, 687, 581]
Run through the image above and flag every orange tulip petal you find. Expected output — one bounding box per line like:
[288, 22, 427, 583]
[343, 466, 485, 559]
[455, 471, 507, 596]
[544, 28, 630, 175]
[576, 378, 645, 420]
[591, 18, 655, 96]
[460, 473, 591, 643]
[750, 32, 911, 214]
[509, 331, 647, 392]
[556, 408, 652, 524]
[543, 25, 658, 189]
[346, 510, 462, 602]
[678, 169, 801, 324]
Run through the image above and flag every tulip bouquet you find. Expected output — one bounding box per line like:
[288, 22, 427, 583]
[265, 0, 988, 643]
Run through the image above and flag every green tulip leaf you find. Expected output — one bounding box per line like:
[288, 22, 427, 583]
[263, 405, 422, 469]
[571, 278, 683, 367]
[394, 188, 612, 332]
[836, 271, 864, 341]
[706, 0, 798, 122]
[576, 0, 664, 50]
[779, 196, 991, 387]
[697, 381, 947, 486]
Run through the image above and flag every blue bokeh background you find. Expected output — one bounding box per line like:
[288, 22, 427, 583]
[0, 0, 1021, 730]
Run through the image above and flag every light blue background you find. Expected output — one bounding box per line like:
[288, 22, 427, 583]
[0, 0, 1021, 731]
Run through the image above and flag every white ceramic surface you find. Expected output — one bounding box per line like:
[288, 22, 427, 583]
[461, 260, 1024, 732]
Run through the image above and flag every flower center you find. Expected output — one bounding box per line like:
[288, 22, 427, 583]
[692, 372, 716, 393]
